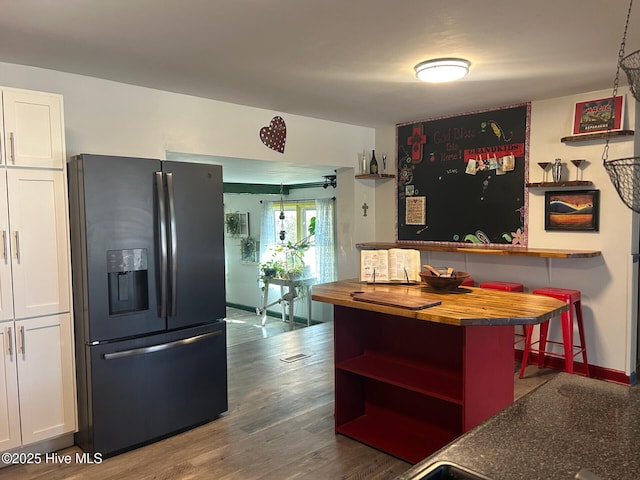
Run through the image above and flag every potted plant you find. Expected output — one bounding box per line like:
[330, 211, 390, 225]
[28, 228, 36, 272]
[259, 217, 315, 281]
[259, 257, 285, 279]
[241, 236, 257, 263]
[225, 212, 242, 237]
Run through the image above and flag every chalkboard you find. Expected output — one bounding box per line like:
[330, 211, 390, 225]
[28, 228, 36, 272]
[396, 103, 530, 246]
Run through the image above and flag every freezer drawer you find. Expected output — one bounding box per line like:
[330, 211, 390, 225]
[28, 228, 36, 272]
[76, 322, 227, 456]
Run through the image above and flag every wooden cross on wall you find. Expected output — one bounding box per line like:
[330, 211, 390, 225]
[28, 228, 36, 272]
[407, 124, 427, 163]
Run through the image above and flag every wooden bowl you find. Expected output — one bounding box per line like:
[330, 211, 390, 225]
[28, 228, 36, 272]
[419, 271, 471, 291]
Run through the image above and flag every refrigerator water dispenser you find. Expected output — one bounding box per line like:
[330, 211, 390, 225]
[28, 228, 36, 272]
[107, 248, 149, 314]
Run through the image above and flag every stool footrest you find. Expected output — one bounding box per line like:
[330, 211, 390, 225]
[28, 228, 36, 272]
[527, 341, 587, 359]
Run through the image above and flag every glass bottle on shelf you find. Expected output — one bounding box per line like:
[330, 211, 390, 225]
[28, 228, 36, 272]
[369, 150, 378, 174]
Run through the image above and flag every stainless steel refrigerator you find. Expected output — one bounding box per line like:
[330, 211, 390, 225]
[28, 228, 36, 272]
[68, 154, 228, 457]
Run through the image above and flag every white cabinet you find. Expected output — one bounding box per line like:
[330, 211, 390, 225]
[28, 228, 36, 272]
[0, 174, 13, 323]
[6, 169, 70, 319]
[0, 315, 75, 450]
[15, 314, 76, 445]
[0, 87, 75, 452]
[0, 321, 20, 451]
[1, 89, 65, 169]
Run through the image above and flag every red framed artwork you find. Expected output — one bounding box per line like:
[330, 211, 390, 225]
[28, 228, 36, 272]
[572, 95, 624, 135]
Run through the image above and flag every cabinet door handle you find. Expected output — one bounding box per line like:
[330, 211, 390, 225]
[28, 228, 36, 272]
[18, 326, 24, 355]
[9, 133, 15, 164]
[5, 326, 12, 357]
[1, 230, 6, 263]
[13, 231, 20, 263]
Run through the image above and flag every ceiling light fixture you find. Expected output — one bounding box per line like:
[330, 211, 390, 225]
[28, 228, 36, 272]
[414, 58, 470, 83]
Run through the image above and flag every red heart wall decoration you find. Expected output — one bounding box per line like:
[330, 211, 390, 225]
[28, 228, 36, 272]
[260, 116, 286, 153]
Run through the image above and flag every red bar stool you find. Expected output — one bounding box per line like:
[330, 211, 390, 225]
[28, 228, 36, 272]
[520, 287, 590, 379]
[480, 281, 525, 347]
[461, 277, 475, 287]
[479, 281, 524, 292]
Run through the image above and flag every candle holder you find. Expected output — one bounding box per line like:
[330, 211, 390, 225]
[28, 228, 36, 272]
[537, 162, 551, 182]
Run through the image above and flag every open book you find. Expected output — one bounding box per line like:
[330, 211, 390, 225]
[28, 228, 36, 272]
[359, 249, 421, 283]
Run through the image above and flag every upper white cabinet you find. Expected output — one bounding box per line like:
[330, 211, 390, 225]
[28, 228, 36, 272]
[2, 89, 65, 169]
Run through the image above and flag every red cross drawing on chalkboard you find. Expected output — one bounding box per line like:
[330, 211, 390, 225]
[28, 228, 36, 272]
[407, 124, 427, 163]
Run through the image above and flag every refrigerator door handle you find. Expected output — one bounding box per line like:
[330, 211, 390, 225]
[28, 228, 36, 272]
[102, 330, 222, 360]
[155, 171, 168, 318]
[166, 172, 178, 317]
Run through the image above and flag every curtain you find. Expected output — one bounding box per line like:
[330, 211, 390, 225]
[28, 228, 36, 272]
[259, 201, 275, 263]
[315, 198, 336, 283]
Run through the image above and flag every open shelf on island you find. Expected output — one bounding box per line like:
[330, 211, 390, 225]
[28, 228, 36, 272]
[336, 402, 461, 464]
[337, 353, 463, 404]
[333, 306, 514, 464]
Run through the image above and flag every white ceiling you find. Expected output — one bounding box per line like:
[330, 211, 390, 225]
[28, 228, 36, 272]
[1, 1, 638, 184]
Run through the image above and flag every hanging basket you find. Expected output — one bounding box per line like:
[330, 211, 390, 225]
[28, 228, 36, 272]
[603, 157, 640, 213]
[621, 49, 640, 102]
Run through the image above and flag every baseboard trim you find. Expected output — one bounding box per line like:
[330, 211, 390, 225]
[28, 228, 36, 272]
[0, 434, 75, 468]
[225, 302, 319, 326]
[515, 350, 630, 385]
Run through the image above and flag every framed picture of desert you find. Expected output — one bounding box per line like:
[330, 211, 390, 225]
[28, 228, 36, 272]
[544, 190, 600, 231]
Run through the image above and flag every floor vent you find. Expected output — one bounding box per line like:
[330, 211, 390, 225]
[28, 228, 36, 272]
[280, 353, 310, 363]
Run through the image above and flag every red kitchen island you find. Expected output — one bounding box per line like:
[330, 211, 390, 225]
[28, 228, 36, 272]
[311, 279, 568, 464]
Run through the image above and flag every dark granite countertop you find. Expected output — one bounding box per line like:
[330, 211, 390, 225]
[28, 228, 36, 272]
[395, 373, 640, 480]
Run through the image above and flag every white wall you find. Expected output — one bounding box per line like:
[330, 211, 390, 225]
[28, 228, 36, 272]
[0, 63, 376, 166]
[0, 60, 374, 313]
[375, 88, 638, 377]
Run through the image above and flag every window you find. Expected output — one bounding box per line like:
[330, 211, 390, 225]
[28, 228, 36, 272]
[260, 198, 335, 283]
[270, 201, 316, 276]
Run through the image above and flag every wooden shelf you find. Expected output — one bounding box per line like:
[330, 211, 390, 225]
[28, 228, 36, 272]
[526, 180, 593, 188]
[355, 173, 395, 180]
[561, 129, 634, 143]
[336, 407, 461, 464]
[337, 354, 463, 404]
[356, 242, 601, 259]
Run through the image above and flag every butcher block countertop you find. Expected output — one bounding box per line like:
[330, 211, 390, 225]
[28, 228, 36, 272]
[311, 279, 568, 326]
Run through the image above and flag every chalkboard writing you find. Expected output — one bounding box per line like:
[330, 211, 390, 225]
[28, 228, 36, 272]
[396, 103, 530, 245]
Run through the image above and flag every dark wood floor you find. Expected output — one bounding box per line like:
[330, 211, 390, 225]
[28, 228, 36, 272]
[0, 309, 554, 480]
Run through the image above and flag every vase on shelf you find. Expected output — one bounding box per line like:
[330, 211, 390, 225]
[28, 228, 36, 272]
[358, 150, 368, 174]
[552, 158, 563, 182]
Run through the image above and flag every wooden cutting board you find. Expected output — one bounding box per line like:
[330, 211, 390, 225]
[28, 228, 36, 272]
[351, 291, 441, 310]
